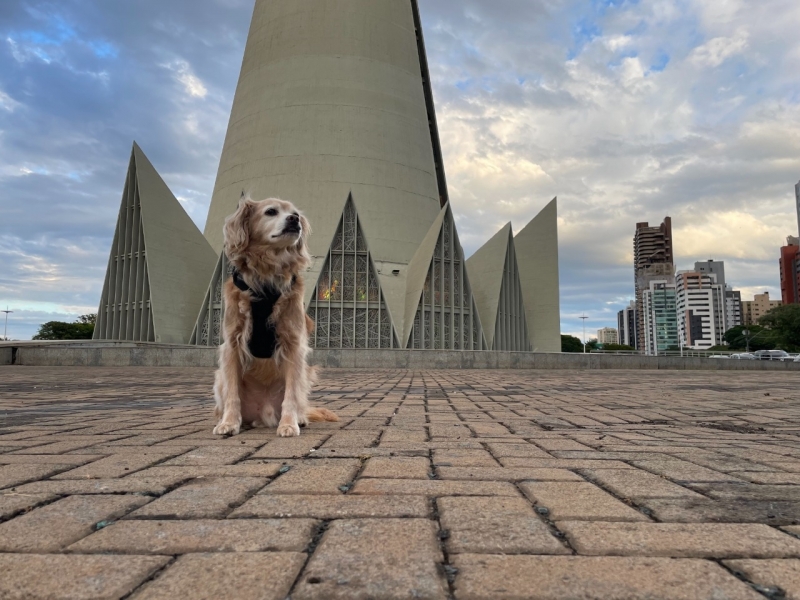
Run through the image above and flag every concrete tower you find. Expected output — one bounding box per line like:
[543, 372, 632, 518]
[199, 0, 475, 348]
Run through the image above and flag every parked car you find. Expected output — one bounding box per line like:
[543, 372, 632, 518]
[709, 355, 731, 359]
[795, 355, 800, 363]
[753, 350, 791, 361]
[730, 353, 757, 360]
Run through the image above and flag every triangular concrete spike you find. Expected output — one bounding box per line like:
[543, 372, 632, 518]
[95, 143, 217, 344]
[515, 197, 561, 352]
[306, 194, 399, 348]
[402, 203, 450, 345]
[402, 203, 487, 349]
[466, 223, 513, 349]
[190, 251, 229, 346]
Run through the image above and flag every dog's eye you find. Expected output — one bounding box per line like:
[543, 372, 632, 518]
[265, 208, 278, 217]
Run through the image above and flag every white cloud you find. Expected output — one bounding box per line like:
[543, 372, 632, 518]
[689, 30, 749, 68]
[163, 59, 208, 98]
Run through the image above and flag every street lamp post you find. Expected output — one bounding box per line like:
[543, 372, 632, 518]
[1, 307, 12, 341]
[579, 314, 588, 354]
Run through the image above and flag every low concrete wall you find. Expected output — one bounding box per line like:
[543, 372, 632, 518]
[2, 342, 799, 370]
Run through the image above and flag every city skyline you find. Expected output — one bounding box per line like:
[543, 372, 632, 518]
[1, 0, 799, 340]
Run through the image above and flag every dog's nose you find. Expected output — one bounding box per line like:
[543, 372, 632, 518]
[287, 214, 299, 223]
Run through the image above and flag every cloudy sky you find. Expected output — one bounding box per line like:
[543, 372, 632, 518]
[1, 0, 799, 341]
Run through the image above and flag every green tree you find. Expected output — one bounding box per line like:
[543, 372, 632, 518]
[33, 314, 96, 340]
[723, 325, 779, 351]
[561, 334, 584, 353]
[602, 343, 636, 351]
[759, 304, 800, 351]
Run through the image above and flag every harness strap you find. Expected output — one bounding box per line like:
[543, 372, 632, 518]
[230, 269, 294, 359]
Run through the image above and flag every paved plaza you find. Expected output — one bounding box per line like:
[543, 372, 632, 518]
[0, 367, 799, 599]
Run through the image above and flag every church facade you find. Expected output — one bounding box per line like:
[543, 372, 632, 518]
[95, 0, 561, 353]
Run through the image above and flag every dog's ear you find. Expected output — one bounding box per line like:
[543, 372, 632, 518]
[223, 199, 254, 257]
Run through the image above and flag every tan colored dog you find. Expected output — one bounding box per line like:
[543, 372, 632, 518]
[212, 197, 337, 437]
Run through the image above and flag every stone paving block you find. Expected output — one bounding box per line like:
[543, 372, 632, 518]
[0, 494, 150, 552]
[725, 559, 800, 599]
[351, 478, 519, 497]
[0, 453, 100, 465]
[0, 463, 77, 489]
[690, 483, 800, 502]
[129, 463, 282, 479]
[484, 442, 552, 459]
[260, 459, 360, 494]
[292, 519, 448, 600]
[10, 440, 103, 454]
[250, 436, 329, 458]
[452, 554, 761, 599]
[160, 446, 254, 466]
[437, 467, 582, 482]
[558, 521, 800, 558]
[132, 552, 306, 600]
[731, 471, 800, 484]
[68, 518, 317, 553]
[128, 476, 267, 518]
[439, 496, 568, 554]
[580, 468, 704, 501]
[360, 456, 430, 479]
[532, 438, 595, 451]
[520, 481, 649, 522]
[14, 476, 186, 496]
[433, 449, 498, 467]
[642, 497, 800, 525]
[0, 492, 56, 520]
[497, 457, 635, 469]
[0, 554, 170, 600]
[631, 459, 744, 482]
[52, 452, 180, 479]
[230, 493, 430, 518]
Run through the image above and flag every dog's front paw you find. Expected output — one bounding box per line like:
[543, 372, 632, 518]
[277, 423, 300, 437]
[213, 418, 242, 437]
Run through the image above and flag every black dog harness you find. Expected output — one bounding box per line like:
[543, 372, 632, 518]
[232, 269, 293, 359]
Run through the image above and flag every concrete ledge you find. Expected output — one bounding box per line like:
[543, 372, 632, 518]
[3, 342, 800, 370]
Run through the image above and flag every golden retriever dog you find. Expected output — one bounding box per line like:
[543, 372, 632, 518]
[212, 197, 338, 437]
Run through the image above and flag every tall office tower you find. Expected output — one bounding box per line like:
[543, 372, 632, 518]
[694, 259, 726, 289]
[641, 279, 679, 355]
[634, 218, 674, 350]
[675, 271, 727, 350]
[742, 292, 782, 326]
[597, 327, 618, 345]
[617, 300, 637, 347]
[779, 236, 800, 305]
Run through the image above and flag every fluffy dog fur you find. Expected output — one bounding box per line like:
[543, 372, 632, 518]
[212, 197, 338, 437]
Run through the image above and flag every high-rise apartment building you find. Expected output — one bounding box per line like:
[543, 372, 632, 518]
[795, 180, 799, 238]
[675, 271, 726, 350]
[597, 327, 618, 345]
[634, 218, 674, 350]
[742, 292, 781, 326]
[692, 260, 741, 331]
[779, 236, 799, 305]
[725, 288, 743, 329]
[617, 301, 637, 347]
[641, 279, 679, 355]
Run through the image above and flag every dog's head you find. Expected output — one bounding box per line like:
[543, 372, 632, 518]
[223, 197, 311, 266]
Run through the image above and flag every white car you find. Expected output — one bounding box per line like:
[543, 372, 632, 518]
[730, 353, 757, 360]
[709, 355, 731, 359]
[795, 355, 800, 363]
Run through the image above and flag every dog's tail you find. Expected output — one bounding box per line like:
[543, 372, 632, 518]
[306, 407, 340, 422]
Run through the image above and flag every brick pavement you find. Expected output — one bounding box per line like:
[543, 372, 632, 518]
[0, 367, 799, 599]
